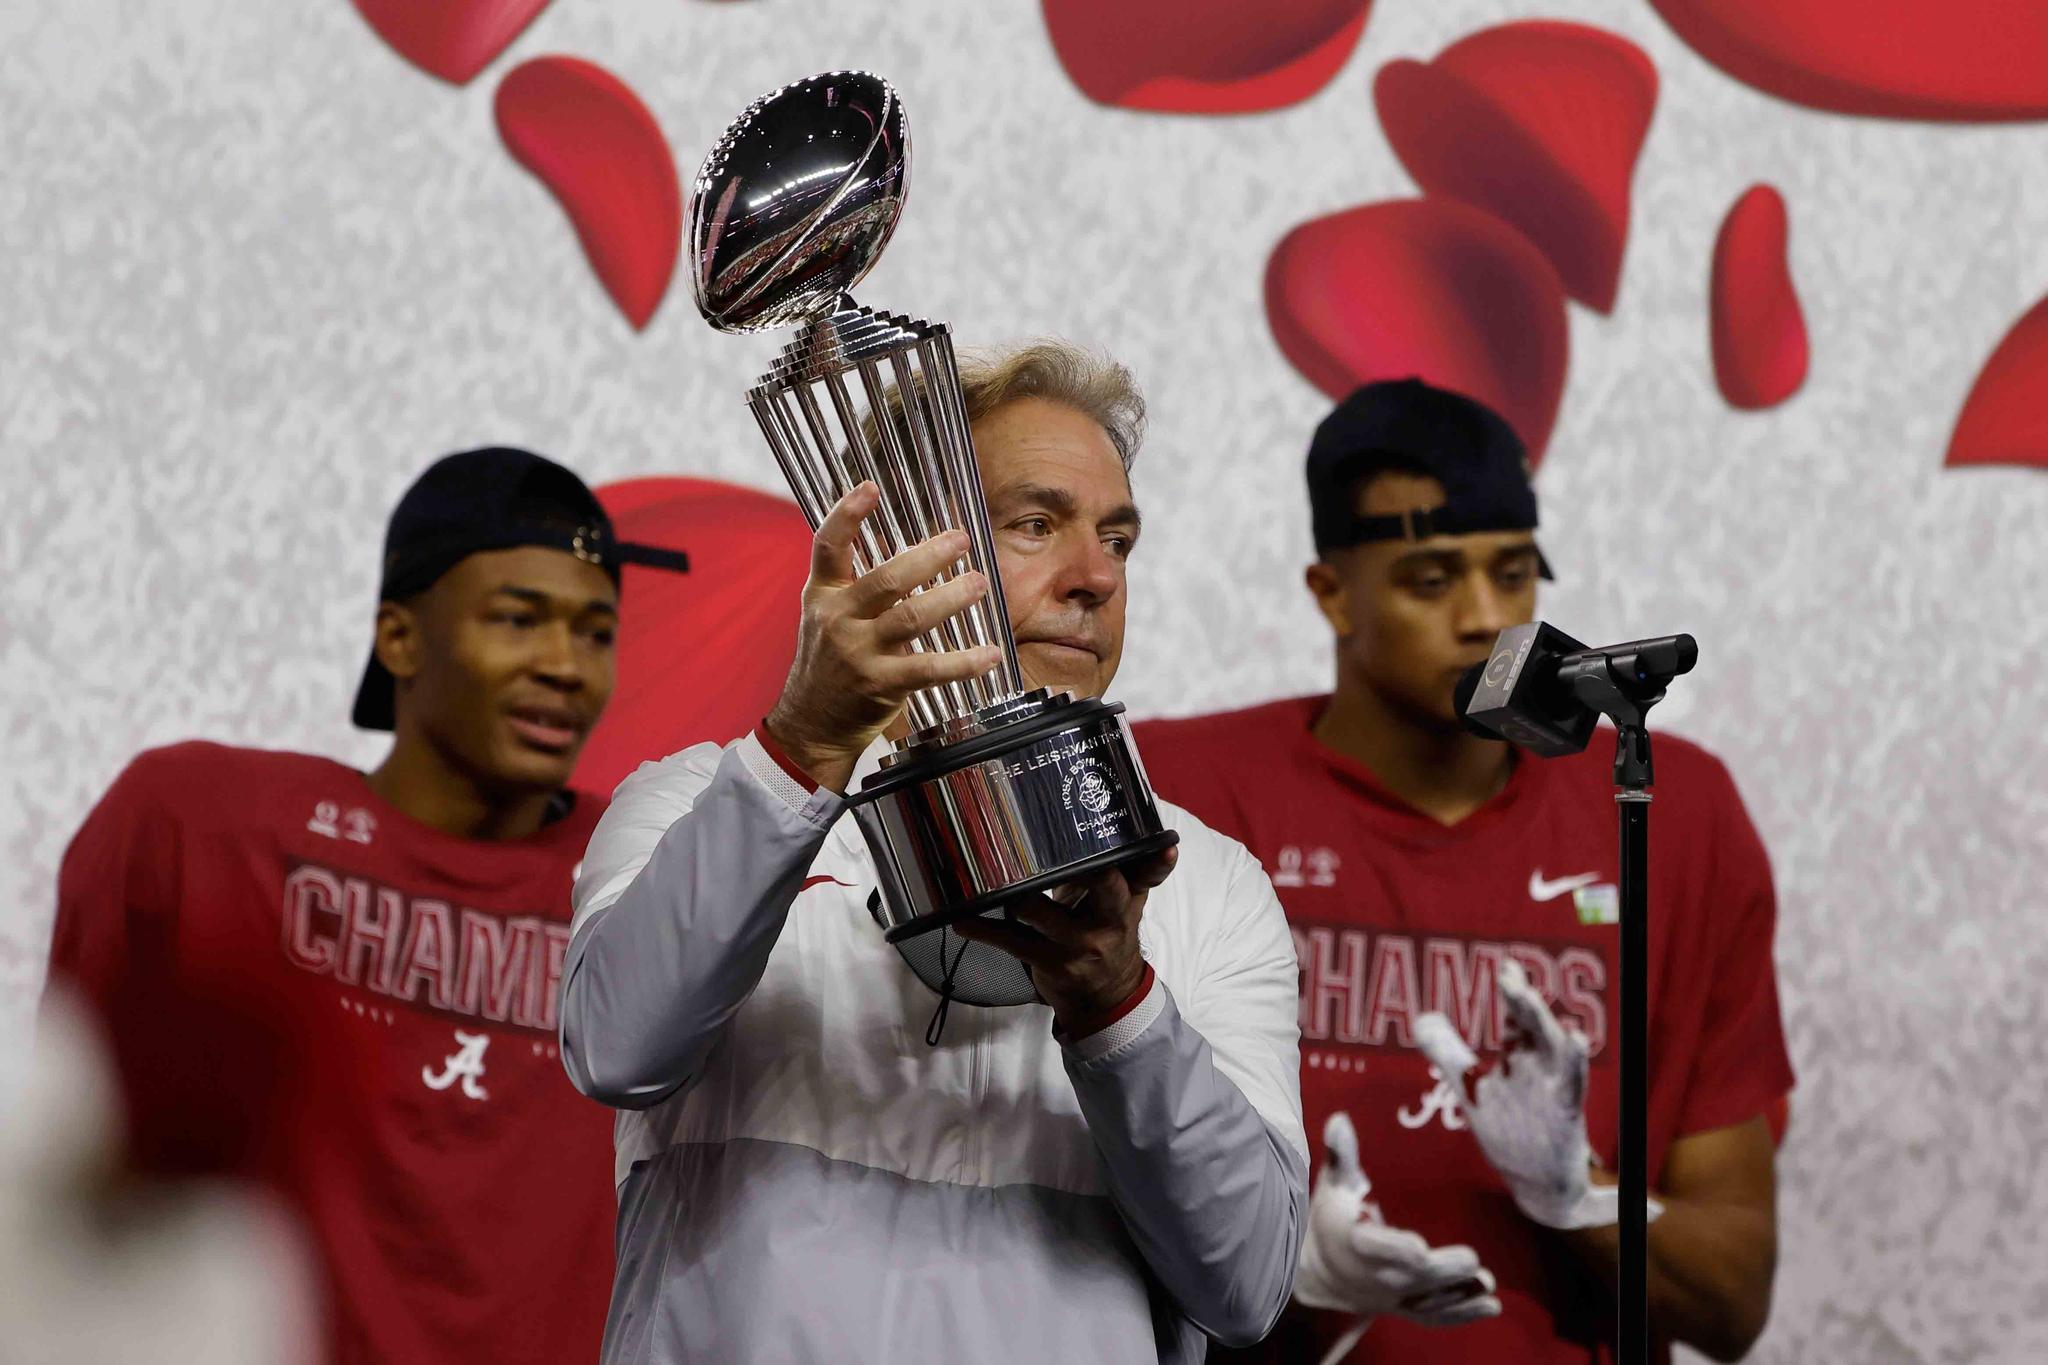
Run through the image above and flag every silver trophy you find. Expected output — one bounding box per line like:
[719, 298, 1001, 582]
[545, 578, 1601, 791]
[688, 70, 1176, 942]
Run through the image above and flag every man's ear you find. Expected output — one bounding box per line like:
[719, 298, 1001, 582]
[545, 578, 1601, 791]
[1304, 559, 1353, 637]
[372, 601, 422, 683]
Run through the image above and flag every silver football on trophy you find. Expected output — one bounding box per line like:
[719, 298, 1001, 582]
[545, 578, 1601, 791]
[689, 70, 909, 334]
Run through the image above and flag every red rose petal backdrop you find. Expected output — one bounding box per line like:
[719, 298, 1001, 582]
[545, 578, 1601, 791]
[7, 5, 2048, 1360]
[1946, 297, 2048, 472]
[494, 56, 681, 330]
[1649, 0, 2048, 122]
[351, 0, 555, 86]
[1041, 0, 1375, 113]
[1265, 198, 1569, 466]
[1374, 22, 1658, 314]
[1711, 185, 1809, 411]
[573, 479, 813, 798]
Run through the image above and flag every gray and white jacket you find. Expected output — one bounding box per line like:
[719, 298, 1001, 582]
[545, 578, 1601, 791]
[560, 731, 1309, 1364]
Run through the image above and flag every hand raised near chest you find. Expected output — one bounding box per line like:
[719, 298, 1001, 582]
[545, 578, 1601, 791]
[765, 483, 1001, 792]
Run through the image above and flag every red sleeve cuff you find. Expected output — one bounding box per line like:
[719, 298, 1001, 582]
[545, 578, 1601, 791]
[755, 717, 819, 794]
[1059, 963, 1156, 1043]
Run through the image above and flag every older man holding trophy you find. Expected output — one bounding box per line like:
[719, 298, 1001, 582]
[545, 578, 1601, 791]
[559, 72, 1306, 1363]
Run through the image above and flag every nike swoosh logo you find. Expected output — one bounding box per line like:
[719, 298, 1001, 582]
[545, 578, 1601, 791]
[801, 875, 852, 893]
[1528, 870, 1601, 902]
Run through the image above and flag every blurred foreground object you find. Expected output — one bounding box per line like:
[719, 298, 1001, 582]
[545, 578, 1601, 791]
[1, 991, 315, 1365]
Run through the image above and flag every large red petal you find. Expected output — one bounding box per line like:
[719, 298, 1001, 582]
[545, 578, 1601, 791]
[1264, 198, 1569, 465]
[573, 479, 814, 796]
[494, 57, 682, 330]
[1946, 297, 2048, 471]
[1649, 1, 2048, 121]
[1043, 0, 1373, 114]
[1710, 185, 1808, 410]
[1374, 21, 1657, 313]
[351, 0, 553, 86]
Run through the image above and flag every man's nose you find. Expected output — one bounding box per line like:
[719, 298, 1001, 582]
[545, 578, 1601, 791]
[531, 622, 586, 690]
[1453, 574, 1515, 641]
[1056, 532, 1121, 605]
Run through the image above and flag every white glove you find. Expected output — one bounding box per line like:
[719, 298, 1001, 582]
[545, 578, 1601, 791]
[1414, 959, 1661, 1231]
[1294, 1112, 1503, 1331]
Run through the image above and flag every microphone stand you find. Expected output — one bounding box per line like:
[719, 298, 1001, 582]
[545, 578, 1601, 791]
[1561, 668, 1664, 1365]
[1464, 624, 1698, 1365]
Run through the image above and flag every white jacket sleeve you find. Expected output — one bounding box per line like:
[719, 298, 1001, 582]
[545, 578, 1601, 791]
[1059, 829, 1310, 1346]
[558, 734, 844, 1109]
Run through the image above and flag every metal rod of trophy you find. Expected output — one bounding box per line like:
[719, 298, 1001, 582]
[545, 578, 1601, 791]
[848, 371, 992, 719]
[886, 345, 1014, 704]
[787, 383, 893, 566]
[786, 376, 973, 720]
[884, 347, 1003, 703]
[908, 340, 1002, 670]
[750, 401, 831, 526]
[821, 364, 990, 715]
[913, 339, 1010, 691]
[760, 386, 886, 579]
[852, 356, 995, 711]
[922, 332, 1025, 695]
[758, 388, 860, 555]
[813, 363, 962, 729]
[755, 381, 944, 733]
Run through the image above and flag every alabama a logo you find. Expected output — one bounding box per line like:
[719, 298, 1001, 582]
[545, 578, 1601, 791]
[422, 1030, 491, 1100]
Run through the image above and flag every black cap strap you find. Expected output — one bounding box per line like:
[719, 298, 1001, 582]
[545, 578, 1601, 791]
[1327, 502, 1535, 549]
[616, 543, 692, 574]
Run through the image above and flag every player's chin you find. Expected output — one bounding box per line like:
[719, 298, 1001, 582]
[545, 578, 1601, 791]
[1431, 701, 1474, 735]
[490, 736, 584, 790]
[1018, 643, 1107, 700]
[1398, 681, 1468, 735]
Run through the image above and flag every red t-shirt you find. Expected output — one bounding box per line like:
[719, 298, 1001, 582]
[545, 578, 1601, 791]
[48, 741, 617, 1365]
[1132, 697, 1794, 1365]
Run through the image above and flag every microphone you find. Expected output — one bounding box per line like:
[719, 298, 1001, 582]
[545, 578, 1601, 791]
[1451, 665, 1493, 739]
[1458, 623, 1698, 756]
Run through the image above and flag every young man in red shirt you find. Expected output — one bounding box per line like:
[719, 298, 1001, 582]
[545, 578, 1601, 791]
[1133, 380, 1793, 1363]
[46, 447, 687, 1364]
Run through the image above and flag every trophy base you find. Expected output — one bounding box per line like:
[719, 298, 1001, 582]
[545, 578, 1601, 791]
[875, 830, 1181, 944]
[848, 694, 1178, 941]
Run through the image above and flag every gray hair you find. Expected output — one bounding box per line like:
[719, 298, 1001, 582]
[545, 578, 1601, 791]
[954, 340, 1147, 472]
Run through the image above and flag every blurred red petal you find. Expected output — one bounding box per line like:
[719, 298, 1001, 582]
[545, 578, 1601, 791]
[494, 57, 681, 330]
[1650, 1, 2048, 121]
[351, 0, 552, 86]
[1374, 21, 1657, 313]
[1946, 297, 2048, 471]
[1710, 185, 1808, 410]
[574, 479, 814, 794]
[1043, 0, 1373, 113]
[1265, 198, 1569, 465]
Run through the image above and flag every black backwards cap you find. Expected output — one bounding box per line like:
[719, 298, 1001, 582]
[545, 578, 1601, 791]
[1306, 377, 1552, 578]
[351, 446, 691, 731]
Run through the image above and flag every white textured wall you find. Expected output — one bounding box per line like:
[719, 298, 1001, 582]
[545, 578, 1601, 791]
[4, 2, 2044, 1360]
